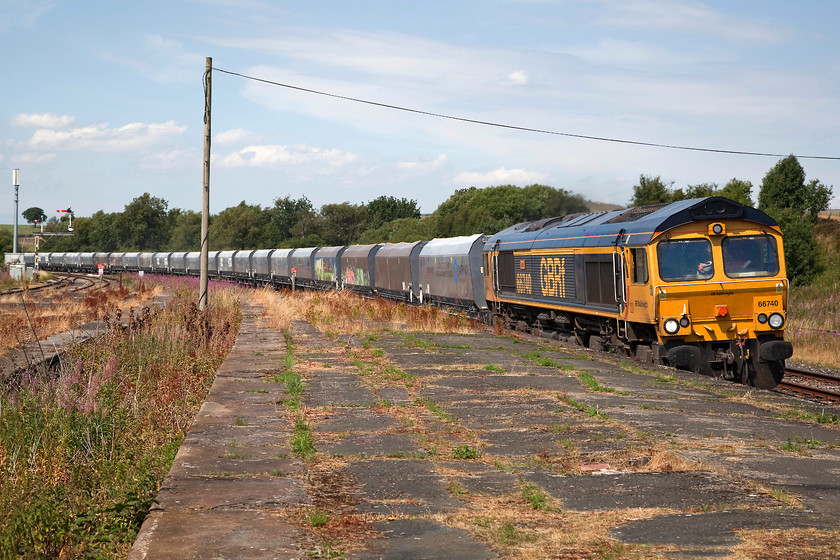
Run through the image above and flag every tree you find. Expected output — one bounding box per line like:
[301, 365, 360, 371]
[672, 183, 717, 201]
[265, 196, 315, 247]
[168, 209, 201, 251]
[209, 201, 267, 250]
[542, 189, 589, 218]
[433, 184, 565, 237]
[0, 229, 12, 259]
[114, 193, 170, 251]
[630, 175, 672, 206]
[22, 207, 45, 225]
[89, 210, 120, 251]
[319, 202, 368, 246]
[366, 196, 421, 229]
[758, 155, 833, 285]
[719, 178, 753, 207]
[758, 156, 807, 212]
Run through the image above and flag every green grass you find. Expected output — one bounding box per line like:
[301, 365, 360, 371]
[291, 416, 316, 459]
[558, 396, 609, 419]
[416, 397, 454, 423]
[452, 444, 481, 459]
[521, 482, 556, 512]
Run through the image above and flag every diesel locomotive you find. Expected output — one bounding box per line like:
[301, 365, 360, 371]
[26, 196, 793, 389]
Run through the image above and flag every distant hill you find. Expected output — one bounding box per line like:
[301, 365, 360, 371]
[586, 201, 625, 212]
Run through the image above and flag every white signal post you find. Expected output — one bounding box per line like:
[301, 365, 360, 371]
[57, 208, 73, 231]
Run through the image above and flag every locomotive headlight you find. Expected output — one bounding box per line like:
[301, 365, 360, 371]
[757, 313, 768, 324]
[768, 312, 785, 329]
[664, 318, 680, 335]
[679, 316, 690, 328]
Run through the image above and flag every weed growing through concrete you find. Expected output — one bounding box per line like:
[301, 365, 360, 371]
[452, 445, 481, 460]
[520, 481, 557, 512]
[305, 508, 329, 527]
[558, 395, 609, 419]
[291, 416, 316, 459]
[416, 397, 454, 423]
[576, 371, 618, 393]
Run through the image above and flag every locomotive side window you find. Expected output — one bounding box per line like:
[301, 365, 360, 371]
[722, 236, 779, 278]
[631, 248, 648, 284]
[656, 239, 713, 281]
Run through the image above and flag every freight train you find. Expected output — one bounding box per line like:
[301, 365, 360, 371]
[25, 196, 793, 389]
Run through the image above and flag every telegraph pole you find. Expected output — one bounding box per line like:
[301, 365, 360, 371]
[200, 57, 211, 311]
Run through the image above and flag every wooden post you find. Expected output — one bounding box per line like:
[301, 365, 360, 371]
[199, 57, 211, 311]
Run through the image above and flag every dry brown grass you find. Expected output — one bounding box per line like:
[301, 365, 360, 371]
[732, 527, 840, 559]
[0, 281, 166, 359]
[253, 288, 481, 336]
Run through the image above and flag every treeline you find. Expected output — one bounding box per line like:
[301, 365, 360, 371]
[28, 184, 590, 253]
[8, 155, 833, 286]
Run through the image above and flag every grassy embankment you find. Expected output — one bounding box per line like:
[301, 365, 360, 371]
[787, 216, 840, 368]
[0, 275, 241, 558]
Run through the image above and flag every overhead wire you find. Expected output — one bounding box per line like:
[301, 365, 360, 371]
[213, 67, 840, 161]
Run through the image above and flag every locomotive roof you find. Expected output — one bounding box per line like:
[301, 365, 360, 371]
[485, 197, 779, 250]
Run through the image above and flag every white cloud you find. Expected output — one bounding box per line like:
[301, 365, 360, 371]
[453, 167, 548, 186]
[11, 113, 75, 128]
[0, 0, 54, 32]
[504, 71, 529, 86]
[99, 35, 204, 84]
[214, 128, 259, 145]
[398, 154, 447, 171]
[13, 152, 56, 164]
[593, 0, 786, 44]
[218, 144, 357, 168]
[26, 121, 187, 151]
[141, 149, 196, 170]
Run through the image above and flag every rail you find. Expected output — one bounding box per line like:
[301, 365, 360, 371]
[776, 366, 840, 403]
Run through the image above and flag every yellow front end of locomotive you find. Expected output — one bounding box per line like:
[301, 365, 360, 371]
[651, 218, 789, 345]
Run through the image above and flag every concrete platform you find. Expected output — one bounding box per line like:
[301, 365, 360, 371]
[129, 303, 840, 559]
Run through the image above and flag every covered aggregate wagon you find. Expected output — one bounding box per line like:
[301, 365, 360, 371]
[418, 234, 487, 311]
[374, 241, 426, 302]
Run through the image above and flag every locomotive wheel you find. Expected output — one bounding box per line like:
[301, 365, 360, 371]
[588, 335, 605, 352]
[750, 360, 785, 390]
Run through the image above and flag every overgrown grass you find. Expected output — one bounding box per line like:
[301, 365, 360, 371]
[0, 275, 163, 360]
[787, 219, 840, 368]
[251, 288, 478, 336]
[0, 278, 241, 558]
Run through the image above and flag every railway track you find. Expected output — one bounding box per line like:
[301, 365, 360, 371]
[0, 272, 108, 296]
[776, 366, 840, 403]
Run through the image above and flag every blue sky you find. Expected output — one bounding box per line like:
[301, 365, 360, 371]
[2, 0, 839, 226]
